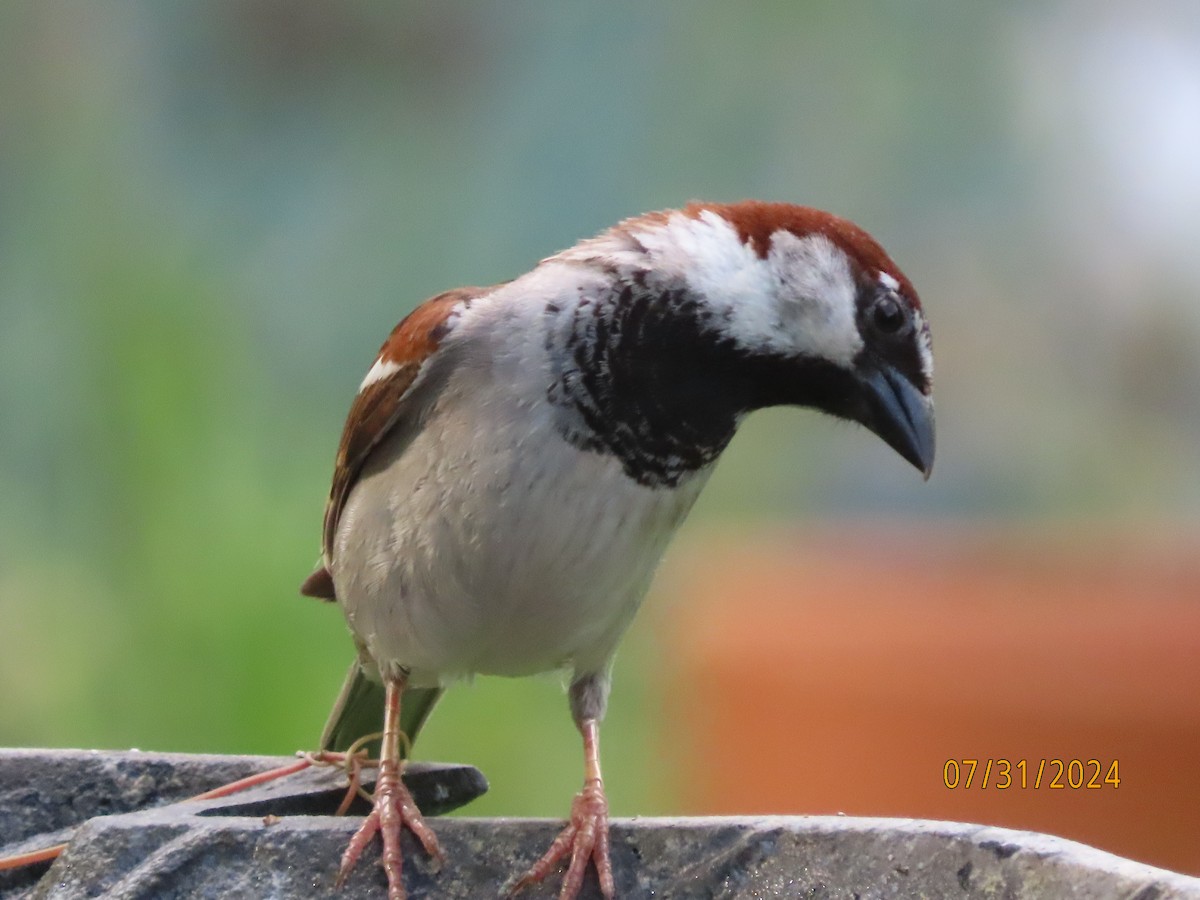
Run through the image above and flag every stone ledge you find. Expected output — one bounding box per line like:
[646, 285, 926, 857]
[4, 750, 1199, 899]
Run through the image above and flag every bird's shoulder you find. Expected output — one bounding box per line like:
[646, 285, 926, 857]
[301, 286, 484, 599]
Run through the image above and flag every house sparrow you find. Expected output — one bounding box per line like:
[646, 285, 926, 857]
[301, 201, 934, 899]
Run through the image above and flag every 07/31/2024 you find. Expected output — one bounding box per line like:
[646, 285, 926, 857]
[943, 758, 1120, 790]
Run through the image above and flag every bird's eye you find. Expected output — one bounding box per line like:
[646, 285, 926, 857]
[872, 295, 906, 335]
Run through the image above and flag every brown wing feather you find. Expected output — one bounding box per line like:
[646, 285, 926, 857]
[300, 287, 482, 600]
[321, 362, 424, 556]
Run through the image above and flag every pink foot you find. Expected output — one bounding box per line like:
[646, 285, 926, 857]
[336, 760, 444, 900]
[509, 778, 614, 900]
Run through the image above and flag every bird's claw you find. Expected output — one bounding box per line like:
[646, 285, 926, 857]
[507, 778, 613, 899]
[336, 759, 443, 900]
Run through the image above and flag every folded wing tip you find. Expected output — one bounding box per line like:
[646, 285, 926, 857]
[300, 566, 337, 601]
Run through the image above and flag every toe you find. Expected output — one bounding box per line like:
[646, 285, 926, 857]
[336, 810, 380, 887]
[558, 832, 593, 900]
[594, 826, 614, 898]
[379, 807, 406, 900]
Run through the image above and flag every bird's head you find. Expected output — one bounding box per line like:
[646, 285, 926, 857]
[575, 201, 935, 478]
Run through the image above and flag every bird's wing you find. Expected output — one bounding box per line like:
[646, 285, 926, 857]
[300, 287, 482, 600]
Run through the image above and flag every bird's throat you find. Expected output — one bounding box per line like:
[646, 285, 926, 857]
[545, 277, 748, 488]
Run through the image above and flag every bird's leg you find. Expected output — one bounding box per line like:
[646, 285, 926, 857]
[510, 675, 615, 899]
[336, 675, 444, 900]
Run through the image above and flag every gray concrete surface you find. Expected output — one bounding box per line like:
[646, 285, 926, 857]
[3, 749, 1198, 899]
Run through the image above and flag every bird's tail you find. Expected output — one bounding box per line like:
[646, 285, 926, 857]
[320, 661, 444, 759]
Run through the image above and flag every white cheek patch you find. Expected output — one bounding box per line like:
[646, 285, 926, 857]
[359, 357, 401, 392]
[631, 210, 774, 302]
[634, 212, 852, 362]
[761, 231, 863, 366]
[566, 210, 866, 368]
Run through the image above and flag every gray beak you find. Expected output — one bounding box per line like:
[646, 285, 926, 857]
[859, 364, 936, 478]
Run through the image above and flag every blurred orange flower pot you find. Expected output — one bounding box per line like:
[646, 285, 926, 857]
[660, 524, 1200, 875]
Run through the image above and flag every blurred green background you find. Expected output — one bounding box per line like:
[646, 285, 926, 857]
[3, 1, 1200, 822]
